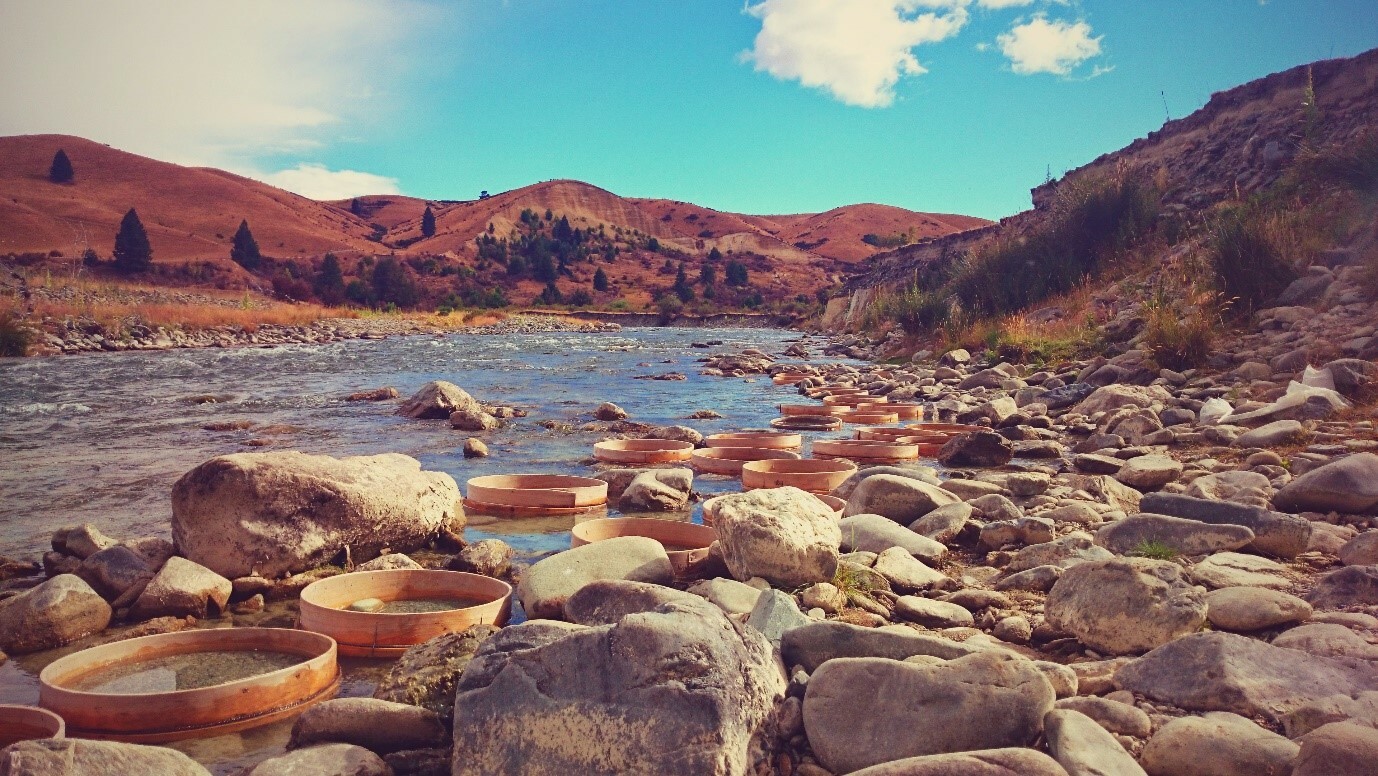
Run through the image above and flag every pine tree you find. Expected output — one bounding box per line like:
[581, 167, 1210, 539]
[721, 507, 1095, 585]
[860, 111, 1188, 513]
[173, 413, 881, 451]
[350, 198, 365, 216]
[725, 260, 749, 287]
[593, 267, 609, 292]
[421, 206, 436, 238]
[48, 150, 74, 184]
[673, 262, 694, 302]
[313, 253, 346, 305]
[112, 208, 152, 273]
[707, 247, 723, 263]
[699, 263, 717, 287]
[230, 220, 262, 271]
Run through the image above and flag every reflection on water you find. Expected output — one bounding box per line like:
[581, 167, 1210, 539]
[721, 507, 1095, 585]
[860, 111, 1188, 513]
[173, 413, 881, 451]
[67, 649, 304, 694]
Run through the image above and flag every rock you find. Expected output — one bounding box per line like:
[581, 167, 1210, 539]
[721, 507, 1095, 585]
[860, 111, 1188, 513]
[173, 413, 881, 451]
[75, 545, 152, 600]
[745, 589, 811, 646]
[1065, 475, 1143, 514]
[517, 536, 673, 620]
[1205, 587, 1312, 631]
[246, 743, 390, 776]
[1075, 453, 1124, 475]
[373, 625, 499, 721]
[1095, 514, 1255, 556]
[993, 615, 1033, 644]
[835, 466, 940, 500]
[800, 582, 846, 613]
[121, 536, 176, 571]
[803, 653, 1055, 773]
[911, 502, 972, 543]
[1045, 558, 1207, 655]
[446, 539, 514, 578]
[1044, 709, 1146, 776]
[940, 478, 1008, 501]
[1340, 532, 1378, 565]
[1322, 358, 1378, 399]
[872, 547, 948, 591]
[970, 494, 1025, 523]
[462, 438, 489, 458]
[1054, 697, 1152, 738]
[689, 577, 763, 616]
[129, 556, 231, 620]
[847, 749, 1069, 776]
[1292, 721, 1378, 776]
[0, 574, 111, 654]
[1140, 712, 1298, 776]
[1007, 534, 1114, 573]
[641, 424, 703, 445]
[712, 487, 841, 587]
[346, 386, 398, 402]
[1074, 384, 1172, 416]
[290, 697, 446, 754]
[1307, 564, 1378, 609]
[450, 407, 499, 431]
[839, 514, 946, 563]
[938, 431, 1014, 467]
[843, 474, 960, 522]
[450, 597, 784, 776]
[356, 553, 422, 571]
[781, 621, 982, 672]
[397, 380, 482, 419]
[562, 579, 699, 625]
[1274, 453, 1378, 514]
[894, 596, 974, 627]
[618, 469, 692, 512]
[1185, 471, 1274, 508]
[1189, 552, 1290, 589]
[1138, 493, 1311, 558]
[1114, 631, 1378, 723]
[51, 523, 117, 559]
[1115, 456, 1183, 490]
[939, 348, 972, 366]
[1044, 503, 1103, 525]
[0, 738, 210, 775]
[980, 517, 1053, 549]
[1283, 691, 1378, 737]
[1273, 622, 1378, 661]
[172, 451, 462, 579]
[996, 565, 1064, 593]
[594, 401, 627, 420]
[1234, 420, 1306, 448]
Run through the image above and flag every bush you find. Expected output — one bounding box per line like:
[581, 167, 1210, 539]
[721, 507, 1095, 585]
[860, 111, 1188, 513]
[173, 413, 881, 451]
[1207, 204, 1299, 316]
[885, 286, 950, 334]
[1300, 129, 1378, 194]
[0, 313, 33, 357]
[1141, 288, 1219, 370]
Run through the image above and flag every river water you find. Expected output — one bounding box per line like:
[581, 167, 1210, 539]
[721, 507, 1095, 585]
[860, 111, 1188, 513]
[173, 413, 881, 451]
[0, 326, 842, 772]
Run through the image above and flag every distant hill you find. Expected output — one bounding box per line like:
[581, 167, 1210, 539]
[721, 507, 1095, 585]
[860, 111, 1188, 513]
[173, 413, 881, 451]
[0, 134, 990, 309]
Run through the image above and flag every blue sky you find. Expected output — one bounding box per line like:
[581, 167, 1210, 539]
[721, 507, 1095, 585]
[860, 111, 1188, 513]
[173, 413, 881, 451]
[3, 1, 1376, 219]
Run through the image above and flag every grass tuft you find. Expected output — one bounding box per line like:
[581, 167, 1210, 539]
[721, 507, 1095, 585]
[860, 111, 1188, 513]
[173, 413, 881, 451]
[1129, 539, 1179, 561]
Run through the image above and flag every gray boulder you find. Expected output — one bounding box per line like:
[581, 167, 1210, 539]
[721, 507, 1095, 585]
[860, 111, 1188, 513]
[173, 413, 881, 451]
[1205, 586, 1312, 631]
[289, 697, 446, 754]
[712, 487, 840, 587]
[0, 574, 111, 654]
[1306, 564, 1378, 610]
[1340, 531, 1378, 565]
[745, 588, 811, 647]
[847, 749, 1068, 776]
[172, 451, 462, 579]
[839, 514, 946, 563]
[1095, 514, 1255, 556]
[1045, 558, 1207, 655]
[1293, 721, 1378, 776]
[562, 579, 700, 625]
[517, 536, 673, 620]
[129, 556, 232, 620]
[1275, 453, 1378, 513]
[1140, 712, 1298, 776]
[803, 653, 1055, 773]
[246, 744, 390, 776]
[1007, 534, 1113, 573]
[451, 597, 785, 776]
[618, 469, 692, 512]
[397, 380, 482, 419]
[373, 625, 499, 721]
[0, 739, 210, 775]
[781, 621, 982, 672]
[1044, 709, 1146, 776]
[1138, 492, 1311, 558]
[938, 431, 1014, 467]
[75, 545, 152, 601]
[843, 474, 960, 523]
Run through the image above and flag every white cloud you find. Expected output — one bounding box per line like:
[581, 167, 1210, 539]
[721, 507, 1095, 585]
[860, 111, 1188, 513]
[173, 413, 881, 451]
[743, 0, 971, 108]
[977, 0, 1036, 8]
[0, 0, 438, 184]
[256, 164, 402, 200]
[997, 16, 1103, 75]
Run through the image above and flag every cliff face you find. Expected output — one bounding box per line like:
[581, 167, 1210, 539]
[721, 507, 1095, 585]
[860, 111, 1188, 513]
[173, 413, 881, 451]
[828, 47, 1378, 331]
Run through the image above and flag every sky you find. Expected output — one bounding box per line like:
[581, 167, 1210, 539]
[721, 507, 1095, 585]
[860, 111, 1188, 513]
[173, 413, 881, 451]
[2, 1, 1376, 220]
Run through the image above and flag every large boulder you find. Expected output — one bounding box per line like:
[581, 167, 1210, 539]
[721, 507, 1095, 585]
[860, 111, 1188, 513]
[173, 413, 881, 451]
[1045, 558, 1207, 655]
[938, 431, 1014, 468]
[172, 451, 462, 579]
[518, 536, 672, 620]
[246, 744, 390, 776]
[0, 739, 210, 775]
[843, 474, 960, 523]
[1138, 493, 1311, 558]
[373, 624, 498, 721]
[563, 579, 700, 625]
[75, 545, 153, 601]
[1204, 587, 1312, 631]
[0, 574, 111, 654]
[1140, 712, 1298, 776]
[711, 487, 840, 587]
[1274, 453, 1378, 514]
[848, 749, 1069, 776]
[1292, 722, 1378, 776]
[1306, 564, 1378, 610]
[1114, 632, 1378, 723]
[129, 556, 232, 620]
[450, 597, 785, 776]
[839, 514, 946, 563]
[618, 469, 692, 512]
[1073, 384, 1172, 416]
[289, 697, 447, 754]
[803, 653, 1055, 774]
[1094, 514, 1255, 556]
[1339, 532, 1378, 565]
[1043, 708, 1146, 776]
[396, 380, 482, 419]
[782, 621, 983, 673]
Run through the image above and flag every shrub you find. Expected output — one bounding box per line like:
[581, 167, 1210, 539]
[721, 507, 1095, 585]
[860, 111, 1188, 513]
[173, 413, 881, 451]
[1300, 129, 1378, 194]
[0, 313, 33, 357]
[1207, 204, 1299, 316]
[1141, 287, 1220, 370]
[886, 286, 950, 335]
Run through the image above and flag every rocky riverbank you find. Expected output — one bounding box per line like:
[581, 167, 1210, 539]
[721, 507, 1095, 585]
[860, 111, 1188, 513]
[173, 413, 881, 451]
[3, 335, 1378, 774]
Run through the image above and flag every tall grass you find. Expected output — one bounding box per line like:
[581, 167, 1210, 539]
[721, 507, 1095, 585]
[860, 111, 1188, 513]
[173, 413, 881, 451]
[1141, 284, 1221, 370]
[1299, 129, 1378, 195]
[1207, 204, 1300, 316]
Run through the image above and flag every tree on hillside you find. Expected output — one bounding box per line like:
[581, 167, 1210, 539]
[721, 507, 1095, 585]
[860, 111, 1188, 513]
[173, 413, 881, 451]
[673, 262, 694, 302]
[699, 262, 717, 287]
[552, 215, 573, 243]
[593, 266, 609, 292]
[48, 150, 74, 184]
[725, 259, 749, 287]
[112, 208, 152, 273]
[370, 257, 420, 309]
[231, 220, 262, 271]
[707, 246, 723, 263]
[538, 281, 563, 305]
[314, 253, 346, 305]
[350, 198, 365, 216]
[421, 206, 436, 238]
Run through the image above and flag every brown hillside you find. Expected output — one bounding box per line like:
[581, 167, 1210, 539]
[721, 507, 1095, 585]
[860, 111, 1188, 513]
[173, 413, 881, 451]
[323, 194, 432, 230]
[0, 135, 379, 263]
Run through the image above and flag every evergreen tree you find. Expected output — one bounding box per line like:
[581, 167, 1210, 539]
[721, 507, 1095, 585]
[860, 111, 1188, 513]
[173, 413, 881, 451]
[725, 259, 749, 287]
[538, 281, 563, 305]
[48, 149, 74, 184]
[350, 198, 365, 216]
[112, 208, 152, 273]
[370, 257, 420, 308]
[313, 253, 346, 305]
[230, 220, 262, 271]
[593, 266, 609, 292]
[421, 206, 436, 238]
[552, 215, 573, 243]
[673, 262, 694, 302]
[699, 262, 717, 287]
[707, 246, 723, 263]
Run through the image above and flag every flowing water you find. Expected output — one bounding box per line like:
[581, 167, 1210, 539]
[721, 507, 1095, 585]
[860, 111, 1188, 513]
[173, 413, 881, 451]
[0, 326, 849, 772]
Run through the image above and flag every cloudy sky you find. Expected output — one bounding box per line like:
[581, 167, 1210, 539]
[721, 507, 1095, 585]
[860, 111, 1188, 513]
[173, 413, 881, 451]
[2, 1, 1375, 217]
